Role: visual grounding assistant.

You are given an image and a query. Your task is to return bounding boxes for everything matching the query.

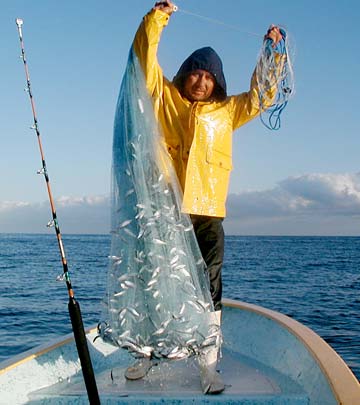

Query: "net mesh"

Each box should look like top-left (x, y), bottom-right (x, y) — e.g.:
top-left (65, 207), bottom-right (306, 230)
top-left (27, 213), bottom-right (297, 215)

top-left (99, 48), bottom-right (219, 360)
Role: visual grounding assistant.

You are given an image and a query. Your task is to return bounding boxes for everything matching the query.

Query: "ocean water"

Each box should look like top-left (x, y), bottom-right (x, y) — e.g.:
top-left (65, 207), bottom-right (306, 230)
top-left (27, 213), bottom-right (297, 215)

top-left (0, 233), bottom-right (359, 381)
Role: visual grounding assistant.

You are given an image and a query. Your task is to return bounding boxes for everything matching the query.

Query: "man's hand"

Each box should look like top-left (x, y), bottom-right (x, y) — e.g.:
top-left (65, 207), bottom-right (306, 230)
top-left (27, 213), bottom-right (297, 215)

top-left (153, 1), bottom-right (176, 15)
top-left (264, 25), bottom-right (283, 48)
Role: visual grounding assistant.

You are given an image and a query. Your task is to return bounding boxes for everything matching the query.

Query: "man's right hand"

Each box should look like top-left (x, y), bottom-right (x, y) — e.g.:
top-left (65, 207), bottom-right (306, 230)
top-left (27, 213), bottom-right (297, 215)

top-left (153, 1), bottom-right (176, 15)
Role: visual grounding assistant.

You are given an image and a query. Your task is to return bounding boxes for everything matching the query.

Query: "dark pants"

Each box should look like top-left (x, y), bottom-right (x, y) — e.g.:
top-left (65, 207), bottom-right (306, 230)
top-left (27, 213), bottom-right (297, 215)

top-left (190, 215), bottom-right (224, 311)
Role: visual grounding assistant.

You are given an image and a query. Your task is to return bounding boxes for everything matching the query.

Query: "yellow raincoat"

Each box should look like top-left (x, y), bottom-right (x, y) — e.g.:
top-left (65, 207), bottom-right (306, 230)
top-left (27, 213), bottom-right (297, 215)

top-left (133, 9), bottom-right (278, 218)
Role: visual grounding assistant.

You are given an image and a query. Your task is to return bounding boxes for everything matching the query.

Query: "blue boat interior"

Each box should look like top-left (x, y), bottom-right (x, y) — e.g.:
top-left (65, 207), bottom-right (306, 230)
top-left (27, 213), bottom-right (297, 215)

top-left (22, 305), bottom-right (338, 404)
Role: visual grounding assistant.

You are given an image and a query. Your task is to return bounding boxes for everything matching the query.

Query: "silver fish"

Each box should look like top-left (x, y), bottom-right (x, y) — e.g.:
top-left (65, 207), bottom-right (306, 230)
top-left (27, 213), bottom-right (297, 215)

top-left (178, 249), bottom-right (187, 257)
top-left (179, 303), bottom-right (186, 315)
top-left (153, 327), bottom-right (165, 336)
top-left (119, 219), bottom-right (132, 228)
top-left (121, 341), bottom-right (140, 353)
top-left (138, 346), bottom-right (152, 356)
top-left (170, 255), bottom-right (179, 265)
top-left (124, 280), bottom-right (136, 288)
top-left (187, 300), bottom-right (202, 312)
top-left (135, 211), bottom-right (145, 220)
top-left (137, 98), bottom-right (144, 113)
top-left (153, 238), bottom-right (166, 245)
top-left (151, 267), bottom-right (161, 278)
top-left (179, 268), bottom-right (191, 278)
top-left (109, 255), bottom-right (122, 261)
top-left (125, 188), bottom-right (135, 197)
top-left (123, 228), bottom-right (137, 238)
top-left (114, 290), bottom-right (126, 297)
top-left (127, 307), bottom-right (140, 318)
top-left (147, 279), bottom-right (158, 287)
top-left (167, 349), bottom-right (188, 360)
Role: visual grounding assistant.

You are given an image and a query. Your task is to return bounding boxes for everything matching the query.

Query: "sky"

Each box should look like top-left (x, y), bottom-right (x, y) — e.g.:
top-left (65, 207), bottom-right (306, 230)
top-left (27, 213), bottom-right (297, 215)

top-left (1, 0), bottom-right (359, 235)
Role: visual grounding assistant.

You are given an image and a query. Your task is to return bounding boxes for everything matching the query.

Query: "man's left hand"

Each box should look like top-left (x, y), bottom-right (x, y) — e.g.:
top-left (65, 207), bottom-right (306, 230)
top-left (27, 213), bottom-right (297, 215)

top-left (264, 25), bottom-right (283, 47)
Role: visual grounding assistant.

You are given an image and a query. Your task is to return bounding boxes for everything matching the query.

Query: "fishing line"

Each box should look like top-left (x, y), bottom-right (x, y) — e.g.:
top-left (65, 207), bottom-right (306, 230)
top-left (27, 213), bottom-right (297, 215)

top-left (15, 18), bottom-right (100, 405)
top-left (176, 7), bottom-right (262, 38)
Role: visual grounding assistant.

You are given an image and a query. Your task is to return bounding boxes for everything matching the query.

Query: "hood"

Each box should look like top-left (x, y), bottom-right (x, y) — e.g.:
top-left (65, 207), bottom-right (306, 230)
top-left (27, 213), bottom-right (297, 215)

top-left (173, 47), bottom-right (227, 101)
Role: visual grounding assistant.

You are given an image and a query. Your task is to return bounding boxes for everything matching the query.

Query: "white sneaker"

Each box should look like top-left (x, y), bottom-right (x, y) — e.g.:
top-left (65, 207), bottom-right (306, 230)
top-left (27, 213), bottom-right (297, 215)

top-left (203, 370), bottom-right (225, 394)
top-left (124, 357), bottom-right (152, 380)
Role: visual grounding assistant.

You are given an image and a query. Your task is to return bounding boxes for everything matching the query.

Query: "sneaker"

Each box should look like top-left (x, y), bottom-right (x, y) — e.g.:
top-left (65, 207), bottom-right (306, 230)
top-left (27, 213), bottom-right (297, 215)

top-left (204, 370), bottom-right (225, 394)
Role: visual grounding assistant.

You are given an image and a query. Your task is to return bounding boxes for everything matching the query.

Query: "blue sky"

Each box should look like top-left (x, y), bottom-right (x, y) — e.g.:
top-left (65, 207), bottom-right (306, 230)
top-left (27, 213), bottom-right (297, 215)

top-left (1, 0), bottom-right (359, 235)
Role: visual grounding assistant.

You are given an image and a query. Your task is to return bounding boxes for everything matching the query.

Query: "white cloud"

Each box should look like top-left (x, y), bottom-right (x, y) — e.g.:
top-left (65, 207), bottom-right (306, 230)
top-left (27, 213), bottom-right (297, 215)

top-left (56, 195), bottom-right (108, 207)
top-left (0, 201), bottom-right (31, 211)
top-left (225, 172), bottom-right (360, 235)
top-left (284, 173), bottom-right (360, 213)
top-left (1, 173), bottom-right (360, 235)
top-left (0, 195), bottom-right (110, 234)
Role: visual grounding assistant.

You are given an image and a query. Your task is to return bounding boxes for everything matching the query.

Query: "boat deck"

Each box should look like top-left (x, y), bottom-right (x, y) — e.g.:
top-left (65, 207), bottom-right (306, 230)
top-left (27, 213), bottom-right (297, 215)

top-left (28, 346), bottom-right (307, 404)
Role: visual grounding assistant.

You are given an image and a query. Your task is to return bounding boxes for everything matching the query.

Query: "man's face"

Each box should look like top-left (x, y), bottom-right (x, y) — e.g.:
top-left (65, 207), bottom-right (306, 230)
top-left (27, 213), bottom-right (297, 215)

top-left (183, 69), bottom-right (215, 102)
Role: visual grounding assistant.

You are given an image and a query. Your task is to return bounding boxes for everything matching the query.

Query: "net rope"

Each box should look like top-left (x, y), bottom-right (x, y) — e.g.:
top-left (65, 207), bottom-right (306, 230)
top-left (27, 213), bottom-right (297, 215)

top-left (256, 28), bottom-right (295, 130)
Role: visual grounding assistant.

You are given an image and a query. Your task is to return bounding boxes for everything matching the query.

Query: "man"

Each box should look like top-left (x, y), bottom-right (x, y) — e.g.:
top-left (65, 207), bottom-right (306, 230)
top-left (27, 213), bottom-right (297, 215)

top-left (127, 0), bottom-right (283, 393)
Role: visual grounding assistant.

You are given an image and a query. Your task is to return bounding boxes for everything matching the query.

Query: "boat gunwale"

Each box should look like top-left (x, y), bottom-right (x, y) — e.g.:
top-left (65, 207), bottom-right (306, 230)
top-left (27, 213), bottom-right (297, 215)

top-left (223, 298), bottom-right (360, 405)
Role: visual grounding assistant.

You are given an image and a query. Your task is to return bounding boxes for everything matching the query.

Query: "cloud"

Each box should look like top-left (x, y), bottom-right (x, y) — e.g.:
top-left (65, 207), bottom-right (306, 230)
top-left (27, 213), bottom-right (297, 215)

top-left (1, 173), bottom-right (360, 235)
top-left (0, 195), bottom-right (110, 234)
top-left (0, 201), bottom-right (31, 211)
top-left (225, 172), bottom-right (360, 235)
top-left (279, 173), bottom-right (360, 213)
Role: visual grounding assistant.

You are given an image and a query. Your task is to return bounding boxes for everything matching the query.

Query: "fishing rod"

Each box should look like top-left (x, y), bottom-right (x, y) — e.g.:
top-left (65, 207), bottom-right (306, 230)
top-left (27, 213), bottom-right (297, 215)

top-left (15, 18), bottom-right (100, 404)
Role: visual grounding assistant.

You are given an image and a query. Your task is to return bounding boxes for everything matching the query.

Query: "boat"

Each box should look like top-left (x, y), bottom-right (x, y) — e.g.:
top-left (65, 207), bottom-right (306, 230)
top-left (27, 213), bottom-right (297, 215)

top-left (0, 298), bottom-right (359, 404)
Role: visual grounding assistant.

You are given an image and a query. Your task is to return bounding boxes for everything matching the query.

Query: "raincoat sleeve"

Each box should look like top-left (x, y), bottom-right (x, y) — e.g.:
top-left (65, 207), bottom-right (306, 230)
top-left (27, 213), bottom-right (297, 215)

top-left (230, 54), bottom-right (284, 130)
top-left (133, 9), bottom-right (170, 99)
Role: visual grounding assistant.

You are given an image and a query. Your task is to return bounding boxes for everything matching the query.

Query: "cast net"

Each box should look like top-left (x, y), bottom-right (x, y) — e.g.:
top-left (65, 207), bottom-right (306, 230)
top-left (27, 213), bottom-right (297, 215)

top-left (99, 48), bottom-right (219, 360)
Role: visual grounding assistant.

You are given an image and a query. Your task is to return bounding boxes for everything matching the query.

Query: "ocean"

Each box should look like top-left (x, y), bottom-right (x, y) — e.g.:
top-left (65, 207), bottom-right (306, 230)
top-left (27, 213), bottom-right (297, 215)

top-left (0, 233), bottom-right (359, 381)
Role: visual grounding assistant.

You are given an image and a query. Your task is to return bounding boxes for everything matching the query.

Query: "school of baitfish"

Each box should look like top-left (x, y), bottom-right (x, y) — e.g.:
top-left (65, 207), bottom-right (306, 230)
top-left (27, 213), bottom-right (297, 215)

top-left (99, 49), bottom-right (220, 360)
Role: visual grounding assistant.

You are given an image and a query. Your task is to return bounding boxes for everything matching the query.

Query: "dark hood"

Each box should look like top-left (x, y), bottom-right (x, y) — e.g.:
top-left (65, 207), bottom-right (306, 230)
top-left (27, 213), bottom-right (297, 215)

top-left (173, 47), bottom-right (227, 101)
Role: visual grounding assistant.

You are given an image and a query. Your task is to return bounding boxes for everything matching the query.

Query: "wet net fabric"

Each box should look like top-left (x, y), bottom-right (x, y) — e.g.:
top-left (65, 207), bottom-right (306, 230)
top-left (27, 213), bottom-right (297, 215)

top-left (99, 49), bottom-right (219, 360)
